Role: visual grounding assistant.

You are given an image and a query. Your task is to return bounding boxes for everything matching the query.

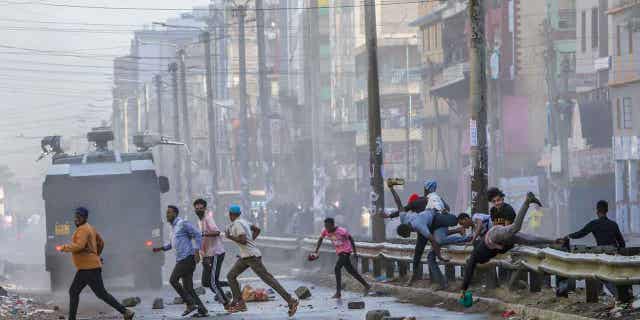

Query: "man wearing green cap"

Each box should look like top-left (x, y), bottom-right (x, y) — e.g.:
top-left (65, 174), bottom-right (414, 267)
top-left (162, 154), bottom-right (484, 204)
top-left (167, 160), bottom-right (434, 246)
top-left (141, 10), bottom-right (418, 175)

top-left (224, 205), bottom-right (299, 317)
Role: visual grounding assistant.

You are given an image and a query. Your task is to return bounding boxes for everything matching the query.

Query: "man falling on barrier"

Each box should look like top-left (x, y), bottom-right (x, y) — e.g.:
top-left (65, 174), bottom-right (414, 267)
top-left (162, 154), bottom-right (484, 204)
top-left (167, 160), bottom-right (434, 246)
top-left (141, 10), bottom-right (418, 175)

top-left (385, 179), bottom-right (462, 286)
top-left (312, 217), bottom-right (371, 298)
top-left (59, 207), bottom-right (135, 320)
top-left (460, 192), bottom-right (563, 297)
top-left (193, 198), bottom-right (230, 310)
top-left (224, 205), bottom-right (299, 316)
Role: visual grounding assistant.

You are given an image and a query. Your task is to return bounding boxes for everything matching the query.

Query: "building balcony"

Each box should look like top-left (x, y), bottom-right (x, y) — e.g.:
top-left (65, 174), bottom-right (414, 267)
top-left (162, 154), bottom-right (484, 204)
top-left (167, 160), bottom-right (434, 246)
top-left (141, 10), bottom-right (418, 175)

top-left (609, 55), bottom-right (640, 87)
top-left (430, 61), bottom-right (469, 99)
top-left (355, 128), bottom-right (423, 147)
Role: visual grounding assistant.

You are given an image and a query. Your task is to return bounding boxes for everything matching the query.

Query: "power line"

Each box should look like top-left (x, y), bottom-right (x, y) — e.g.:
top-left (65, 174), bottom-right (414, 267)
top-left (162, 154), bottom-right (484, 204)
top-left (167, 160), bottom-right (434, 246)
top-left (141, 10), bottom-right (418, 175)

top-left (0, 0), bottom-right (431, 12)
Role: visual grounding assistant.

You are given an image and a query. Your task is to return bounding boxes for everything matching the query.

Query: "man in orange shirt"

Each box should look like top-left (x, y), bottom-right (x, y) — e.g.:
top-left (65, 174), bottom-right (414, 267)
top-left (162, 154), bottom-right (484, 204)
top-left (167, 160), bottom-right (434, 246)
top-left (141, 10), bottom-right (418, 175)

top-left (59, 207), bottom-right (135, 320)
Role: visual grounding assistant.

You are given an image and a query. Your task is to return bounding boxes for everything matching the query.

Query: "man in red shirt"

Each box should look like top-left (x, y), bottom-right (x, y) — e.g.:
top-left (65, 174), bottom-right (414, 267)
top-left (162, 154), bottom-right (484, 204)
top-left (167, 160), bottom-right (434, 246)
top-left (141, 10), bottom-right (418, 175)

top-left (313, 218), bottom-right (370, 298)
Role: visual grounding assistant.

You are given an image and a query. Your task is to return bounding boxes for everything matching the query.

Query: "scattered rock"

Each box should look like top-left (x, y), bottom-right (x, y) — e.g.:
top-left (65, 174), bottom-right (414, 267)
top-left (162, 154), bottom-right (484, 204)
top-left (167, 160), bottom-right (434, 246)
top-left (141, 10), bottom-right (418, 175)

top-left (0, 286), bottom-right (7, 297)
top-left (347, 301), bottom-right (365, 309)
top-left (295, 286), bottom-right (312, 300)
top-left (152, 298), bottom-right (164, 309)
top-left (121, 297), bottom-right (141, 307)
top-left (365, 309), bottom-right (390, 320)
top-left (195, 287), bottom-right (206, 295)
top-left (52, 305), bottom-right (60, 311)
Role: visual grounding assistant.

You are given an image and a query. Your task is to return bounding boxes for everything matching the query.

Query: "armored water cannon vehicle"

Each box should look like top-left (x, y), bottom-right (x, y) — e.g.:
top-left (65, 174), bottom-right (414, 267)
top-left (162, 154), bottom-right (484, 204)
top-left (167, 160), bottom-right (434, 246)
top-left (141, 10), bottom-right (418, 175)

top-left (42, 127), bottom-right (175, 291)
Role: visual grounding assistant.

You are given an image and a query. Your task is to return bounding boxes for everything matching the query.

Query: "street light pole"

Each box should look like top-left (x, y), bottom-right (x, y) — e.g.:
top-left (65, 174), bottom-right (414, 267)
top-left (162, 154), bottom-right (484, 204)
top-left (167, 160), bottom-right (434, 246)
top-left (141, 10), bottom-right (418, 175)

top-left (202, 30), bottom-right (219, 209)
top-left (169, 62), bottom-right (183, 205)
top-left (235, 5), bottom-right (252, 216)
top-left (178, 49), bottom-right (194, 205)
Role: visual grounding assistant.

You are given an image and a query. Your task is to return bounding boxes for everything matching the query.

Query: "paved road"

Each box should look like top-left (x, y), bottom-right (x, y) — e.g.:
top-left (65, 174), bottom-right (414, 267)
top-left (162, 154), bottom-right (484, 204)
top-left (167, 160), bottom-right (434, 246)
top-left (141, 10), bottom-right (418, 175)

top-left (61, 277), bottom-right (487, 320)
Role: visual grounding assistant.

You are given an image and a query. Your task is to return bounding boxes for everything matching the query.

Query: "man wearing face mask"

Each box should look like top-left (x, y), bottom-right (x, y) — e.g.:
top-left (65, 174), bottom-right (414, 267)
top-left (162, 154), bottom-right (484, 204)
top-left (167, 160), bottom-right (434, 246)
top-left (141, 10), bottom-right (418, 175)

top-left (193, 198), bottom-right (230, 310)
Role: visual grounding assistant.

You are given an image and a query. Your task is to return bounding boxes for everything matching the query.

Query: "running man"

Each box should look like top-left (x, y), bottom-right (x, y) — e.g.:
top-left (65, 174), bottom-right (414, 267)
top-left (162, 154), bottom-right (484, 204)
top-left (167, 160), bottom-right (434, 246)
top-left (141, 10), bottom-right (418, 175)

top-left (193, 199), bottom-right (230, 310)
top-left (313, 218), bottom-right (371, 298)
top-left (224, 205), bottom-right (299, 316)
top-left (152, 205), bottom-right (208, 317)
top-left (59, 207), bottom-right (135, 320)
top-left (460, 192), bottom-right (562, 295)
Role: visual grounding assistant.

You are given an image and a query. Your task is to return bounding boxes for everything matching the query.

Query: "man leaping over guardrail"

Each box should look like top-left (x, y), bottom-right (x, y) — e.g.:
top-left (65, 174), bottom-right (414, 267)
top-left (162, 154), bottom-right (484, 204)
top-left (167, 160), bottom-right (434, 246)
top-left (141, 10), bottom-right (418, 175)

top-left (460, 192), bottom-right (564, 298)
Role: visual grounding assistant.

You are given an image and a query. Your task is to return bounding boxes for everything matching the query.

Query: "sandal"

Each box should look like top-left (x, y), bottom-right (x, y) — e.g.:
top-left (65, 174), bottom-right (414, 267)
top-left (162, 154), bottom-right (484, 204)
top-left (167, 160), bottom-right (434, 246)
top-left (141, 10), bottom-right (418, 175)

top-left (288, 299), bottom-right (299, 317)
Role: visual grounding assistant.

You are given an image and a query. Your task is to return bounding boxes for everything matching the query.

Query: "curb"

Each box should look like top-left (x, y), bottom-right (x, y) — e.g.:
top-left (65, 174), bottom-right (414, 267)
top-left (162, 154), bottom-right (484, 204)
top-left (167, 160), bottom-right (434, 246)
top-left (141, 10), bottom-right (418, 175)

top-left (370, 282), bottom-right (596, 320)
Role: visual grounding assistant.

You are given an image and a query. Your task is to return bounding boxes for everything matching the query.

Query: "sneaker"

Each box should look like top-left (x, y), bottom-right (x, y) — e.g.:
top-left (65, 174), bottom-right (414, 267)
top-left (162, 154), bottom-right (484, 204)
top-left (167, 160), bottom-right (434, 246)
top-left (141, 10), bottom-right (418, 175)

top-left (192, 311), bottom-right (208, 318)
top-left (288, 299), bottom-right (299, 317)
top-left (182, 305), bottom-right (198, 317)
top-left (228, 302), bottom-right (247, 313)
top-left (123, 309), bottom-right (135, 320)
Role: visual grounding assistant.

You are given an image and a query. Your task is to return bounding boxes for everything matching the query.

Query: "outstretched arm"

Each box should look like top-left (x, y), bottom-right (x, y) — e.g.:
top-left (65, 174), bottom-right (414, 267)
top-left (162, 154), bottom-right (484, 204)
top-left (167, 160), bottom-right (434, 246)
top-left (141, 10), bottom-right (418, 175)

top-left (314, 237), bottom-right (324, 254)
top-left (567, 221), bottom-right (593, 240)
top-left (388, 183), bottom-right (405, 213)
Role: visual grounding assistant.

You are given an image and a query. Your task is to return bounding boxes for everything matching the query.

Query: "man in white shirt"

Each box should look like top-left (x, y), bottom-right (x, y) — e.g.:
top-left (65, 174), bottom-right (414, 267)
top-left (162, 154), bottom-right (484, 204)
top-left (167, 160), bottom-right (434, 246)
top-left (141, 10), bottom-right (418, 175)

top-left (224, 205), bottom-right (299, 317)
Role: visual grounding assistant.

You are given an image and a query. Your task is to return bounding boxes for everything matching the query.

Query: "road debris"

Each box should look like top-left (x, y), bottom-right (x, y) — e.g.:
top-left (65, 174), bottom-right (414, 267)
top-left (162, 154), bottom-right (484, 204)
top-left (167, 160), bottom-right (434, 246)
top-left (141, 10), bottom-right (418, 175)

top-left (152, 298), bottom-right (164, 309)
top-left (365, 309), bottom-right (390, 320)
top-left (347, 300), bottom-right (365, 309)
top-left (120, 297), bottom-right (141, 307)
top-left (295, 286), bottom-right (312, 300)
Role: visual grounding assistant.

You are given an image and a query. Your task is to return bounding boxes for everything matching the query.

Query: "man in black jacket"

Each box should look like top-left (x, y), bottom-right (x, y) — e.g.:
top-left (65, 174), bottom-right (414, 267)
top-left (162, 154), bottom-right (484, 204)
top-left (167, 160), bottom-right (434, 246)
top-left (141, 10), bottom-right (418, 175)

top-left (561, 200), bottom-right (628, 299)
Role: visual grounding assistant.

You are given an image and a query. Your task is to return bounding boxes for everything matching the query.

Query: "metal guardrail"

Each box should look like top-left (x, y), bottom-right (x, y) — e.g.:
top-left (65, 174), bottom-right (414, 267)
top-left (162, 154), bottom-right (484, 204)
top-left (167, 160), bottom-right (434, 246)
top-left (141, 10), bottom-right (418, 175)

top-left (259, 236), bottom-right (640, 287)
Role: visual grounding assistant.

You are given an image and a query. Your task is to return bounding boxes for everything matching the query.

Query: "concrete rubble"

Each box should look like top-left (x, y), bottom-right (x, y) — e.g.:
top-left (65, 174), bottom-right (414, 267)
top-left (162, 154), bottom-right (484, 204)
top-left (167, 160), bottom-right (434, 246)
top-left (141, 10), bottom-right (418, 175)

top-left (295, 286), bottom-right (312, 300)
top-left (364, 309), bottom-right (390, 320)
top-left (347, 300), bottom-right (365, 309)
top-left (120, 296), bottom-right (141, 307)
top-left (152, 298), bottom-right (164, 309)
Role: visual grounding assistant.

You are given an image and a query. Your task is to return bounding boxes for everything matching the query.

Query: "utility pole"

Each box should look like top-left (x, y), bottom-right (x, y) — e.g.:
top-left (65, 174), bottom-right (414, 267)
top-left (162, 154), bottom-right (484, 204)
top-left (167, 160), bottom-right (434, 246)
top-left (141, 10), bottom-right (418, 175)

top-left (364, 0), bottom-right (385, 242)
top-left (122, 98), bottom-right (129, 152)
top-left (143, 84), bottom-right (150, 132)
top-left (468, 0), bottom-right (489, 214)
top-left (202, 29), bottom-right (219, 209)
top-left (178, 49), bottom-right (194, 205)
top-left (235, 5), bottom-right (251, 216)
top-left (136, 95), bottom-right (142, 133)
top-left (169, 62), bottom-right (183, 206)
top-left (154, 74), bottom-right (164, 172)
top-left (256, 0), bottom-right (274, 216)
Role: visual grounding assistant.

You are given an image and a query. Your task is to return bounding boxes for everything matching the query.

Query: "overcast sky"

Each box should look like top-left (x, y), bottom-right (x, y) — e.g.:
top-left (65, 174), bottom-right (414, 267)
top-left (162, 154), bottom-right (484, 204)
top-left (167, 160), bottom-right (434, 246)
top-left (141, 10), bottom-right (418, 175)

top-left (0, 0), bottom-right (209, 187)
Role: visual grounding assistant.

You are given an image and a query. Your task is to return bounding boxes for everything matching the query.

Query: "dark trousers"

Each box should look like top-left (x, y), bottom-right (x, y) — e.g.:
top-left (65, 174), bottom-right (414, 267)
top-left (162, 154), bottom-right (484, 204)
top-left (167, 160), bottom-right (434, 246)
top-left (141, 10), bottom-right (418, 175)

top-left (461, 240), bottom-right (505, 291)
top-left (411, 212), bottom-right (459, 280)
top-left (227, 256), bottom-right (293, 304)
top-left (68, 268), bottom-right (126, 320)
top-left (202, 254), bottom-right (229, 305)
top-left (169, 255), bottom-right (207, 312)
top-left (412, 233), bottom-right (428, 279)
top-left (335, 253), bottom-right (368, 294)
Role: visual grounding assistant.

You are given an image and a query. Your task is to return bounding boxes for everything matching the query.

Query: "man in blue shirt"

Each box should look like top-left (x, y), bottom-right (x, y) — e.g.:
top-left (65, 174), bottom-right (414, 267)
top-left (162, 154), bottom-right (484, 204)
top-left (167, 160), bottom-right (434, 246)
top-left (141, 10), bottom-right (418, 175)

top-left (153, 205), bottom-right (207, 317)
top-left (397, 209), bottom-right (468, 290)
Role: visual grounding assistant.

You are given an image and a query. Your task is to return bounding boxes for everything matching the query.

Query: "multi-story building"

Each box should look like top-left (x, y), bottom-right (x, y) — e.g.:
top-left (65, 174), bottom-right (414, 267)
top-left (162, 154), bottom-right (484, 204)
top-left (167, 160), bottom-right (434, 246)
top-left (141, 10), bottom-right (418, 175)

top-left (610, 0), bottom-right (640, 234)
top-left (327, 1), bottom-right (421, 210)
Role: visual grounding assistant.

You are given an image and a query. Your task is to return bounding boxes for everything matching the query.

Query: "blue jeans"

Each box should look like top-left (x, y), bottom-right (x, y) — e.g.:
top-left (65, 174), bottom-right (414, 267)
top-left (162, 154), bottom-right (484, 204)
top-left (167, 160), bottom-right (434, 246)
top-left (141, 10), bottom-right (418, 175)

top-left (427, 227), bottom-right (470, 288)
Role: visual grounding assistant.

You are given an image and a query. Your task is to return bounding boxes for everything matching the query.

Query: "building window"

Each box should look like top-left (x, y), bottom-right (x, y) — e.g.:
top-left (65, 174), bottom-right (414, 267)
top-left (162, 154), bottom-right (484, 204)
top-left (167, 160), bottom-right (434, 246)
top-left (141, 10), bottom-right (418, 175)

top-left (617, 25), bottom-right (621, 56)
top-left (581, 10), bottom-right (586, 52)
top-left (623, 97), bottom-right (633, 129)
top-left (591, 7), bottom-right (598, 48)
